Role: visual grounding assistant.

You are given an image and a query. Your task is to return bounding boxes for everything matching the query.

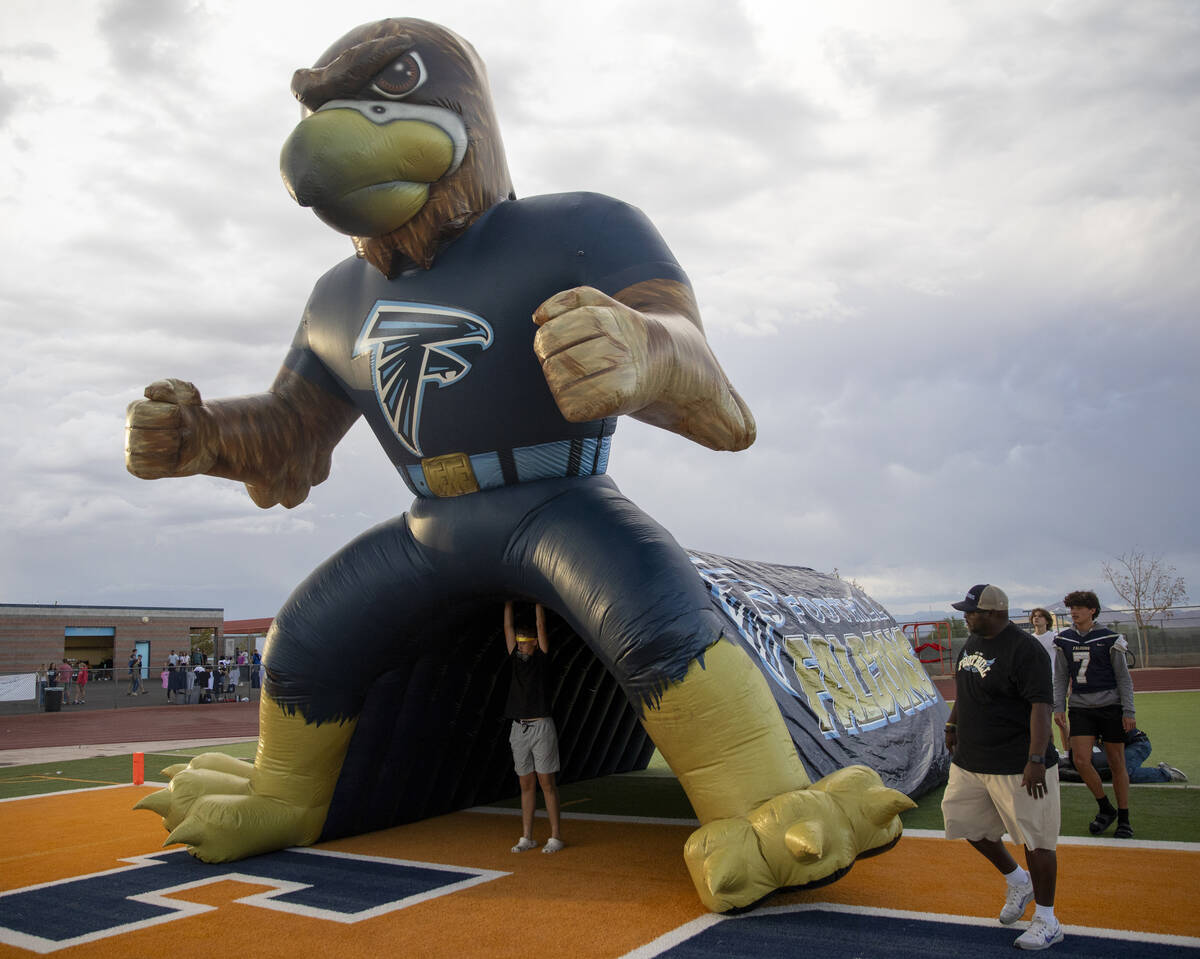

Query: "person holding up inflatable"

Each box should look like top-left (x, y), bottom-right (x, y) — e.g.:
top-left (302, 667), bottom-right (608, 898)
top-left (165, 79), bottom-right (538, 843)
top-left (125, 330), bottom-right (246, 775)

top-left (504, 601), bottom-right (564, 855)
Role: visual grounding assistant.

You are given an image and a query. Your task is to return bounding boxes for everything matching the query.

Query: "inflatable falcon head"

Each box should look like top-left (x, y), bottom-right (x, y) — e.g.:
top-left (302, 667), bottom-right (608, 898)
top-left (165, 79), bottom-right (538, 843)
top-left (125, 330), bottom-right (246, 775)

top-left (282, 18), bottom-right (515, 277)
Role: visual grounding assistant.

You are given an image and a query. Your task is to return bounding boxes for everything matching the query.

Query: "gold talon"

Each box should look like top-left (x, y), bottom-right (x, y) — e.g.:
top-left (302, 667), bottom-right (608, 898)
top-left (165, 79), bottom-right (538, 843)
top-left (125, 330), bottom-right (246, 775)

top-left (170, 769), bottom-right (254, 801)
top-left (165, 821), bottom-right (203, 849)
top-left (703, 852), bottom-right (747, 895)
top-left (785, 821), bottom-right (825, 860)
top-left (190, 753), bottom-right (255, 775)
top-left (133, 790), bottom-right (172, 815)
top-left (864, 785), bottom-right (917, 825)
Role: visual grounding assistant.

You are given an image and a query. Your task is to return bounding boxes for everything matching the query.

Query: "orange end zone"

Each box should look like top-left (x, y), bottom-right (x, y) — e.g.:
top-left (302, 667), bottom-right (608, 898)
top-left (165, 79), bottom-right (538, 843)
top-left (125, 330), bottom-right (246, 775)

top-left (1, 787), bottom-right (1197, 958)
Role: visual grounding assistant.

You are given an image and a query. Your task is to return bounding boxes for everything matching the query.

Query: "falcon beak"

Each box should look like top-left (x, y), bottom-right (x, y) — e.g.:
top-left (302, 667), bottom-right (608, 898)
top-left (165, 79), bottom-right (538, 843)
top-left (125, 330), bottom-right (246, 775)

top-left (280, 101), bottom-right (468, 237)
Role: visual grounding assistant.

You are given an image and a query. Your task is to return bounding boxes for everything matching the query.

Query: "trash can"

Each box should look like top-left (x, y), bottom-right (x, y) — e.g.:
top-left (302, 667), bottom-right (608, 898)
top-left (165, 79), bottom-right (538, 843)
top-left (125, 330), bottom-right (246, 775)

top-left (44, 686), bottom-right (64, 712)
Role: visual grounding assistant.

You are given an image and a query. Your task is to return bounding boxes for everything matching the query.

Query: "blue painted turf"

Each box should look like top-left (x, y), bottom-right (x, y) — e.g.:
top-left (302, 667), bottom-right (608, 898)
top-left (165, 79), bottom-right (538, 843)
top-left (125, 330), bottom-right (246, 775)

top-left (0, 848), bottom-right (484, 943)
top-left (652, 908), bottom-right (1199, 958)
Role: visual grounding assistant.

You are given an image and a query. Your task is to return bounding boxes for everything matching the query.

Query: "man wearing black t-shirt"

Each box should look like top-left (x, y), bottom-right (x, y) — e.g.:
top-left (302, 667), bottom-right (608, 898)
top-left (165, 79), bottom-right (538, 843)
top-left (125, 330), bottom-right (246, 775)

top-left (942, 584), bottom-right (1063, 951)
top-left (504, 601), bottom-right (564, 854)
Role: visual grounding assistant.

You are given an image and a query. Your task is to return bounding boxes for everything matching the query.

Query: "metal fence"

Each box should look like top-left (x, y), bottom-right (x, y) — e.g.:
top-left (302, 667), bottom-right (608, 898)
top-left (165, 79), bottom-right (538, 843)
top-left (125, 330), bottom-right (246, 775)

top-left (1097, 605), bottom-right (1200, 669)
top-left (905, 605), bottom-right (1200, 675)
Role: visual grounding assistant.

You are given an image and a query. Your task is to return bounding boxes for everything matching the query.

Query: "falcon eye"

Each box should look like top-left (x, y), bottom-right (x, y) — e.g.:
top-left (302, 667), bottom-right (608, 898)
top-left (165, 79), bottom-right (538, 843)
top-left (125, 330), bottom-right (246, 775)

top-left (369, 51), bottom-right (427, 99)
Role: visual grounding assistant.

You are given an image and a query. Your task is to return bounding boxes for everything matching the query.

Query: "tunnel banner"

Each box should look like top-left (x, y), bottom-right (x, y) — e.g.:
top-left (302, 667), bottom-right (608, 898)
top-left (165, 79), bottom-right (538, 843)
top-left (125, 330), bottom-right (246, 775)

top-left (690, 551), bottom-right (951, 797)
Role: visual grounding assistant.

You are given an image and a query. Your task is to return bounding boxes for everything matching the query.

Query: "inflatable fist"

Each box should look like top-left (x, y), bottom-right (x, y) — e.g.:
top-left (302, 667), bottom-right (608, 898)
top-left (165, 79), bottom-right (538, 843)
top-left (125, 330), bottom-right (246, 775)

top-left (125, 378), bottom-right (218, 479)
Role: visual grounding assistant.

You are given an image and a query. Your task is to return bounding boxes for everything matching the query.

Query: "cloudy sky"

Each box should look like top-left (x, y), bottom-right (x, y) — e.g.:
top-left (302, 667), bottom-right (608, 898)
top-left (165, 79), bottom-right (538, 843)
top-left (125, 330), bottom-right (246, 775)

top-left (2, 0), bottom-right (1196, 622)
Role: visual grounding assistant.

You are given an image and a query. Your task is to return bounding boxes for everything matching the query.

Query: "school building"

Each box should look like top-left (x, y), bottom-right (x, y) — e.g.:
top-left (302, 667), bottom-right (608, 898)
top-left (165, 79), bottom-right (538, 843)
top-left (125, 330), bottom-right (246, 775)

top-left (0, 603), bottom-right (227, 680)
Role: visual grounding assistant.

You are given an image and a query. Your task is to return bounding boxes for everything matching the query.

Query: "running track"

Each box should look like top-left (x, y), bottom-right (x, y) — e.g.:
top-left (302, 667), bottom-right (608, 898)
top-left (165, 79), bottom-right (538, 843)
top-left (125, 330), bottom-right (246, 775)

top-left (4, 667), bottom-right (1197, 751)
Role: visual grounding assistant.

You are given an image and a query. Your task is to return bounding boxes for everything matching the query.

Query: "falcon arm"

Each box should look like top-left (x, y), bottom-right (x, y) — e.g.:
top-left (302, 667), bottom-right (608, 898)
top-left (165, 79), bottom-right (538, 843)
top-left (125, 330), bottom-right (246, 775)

top-left (533, 278), bottom-right (756, 452)
top-left (125, 367), bottom-right (360, 509)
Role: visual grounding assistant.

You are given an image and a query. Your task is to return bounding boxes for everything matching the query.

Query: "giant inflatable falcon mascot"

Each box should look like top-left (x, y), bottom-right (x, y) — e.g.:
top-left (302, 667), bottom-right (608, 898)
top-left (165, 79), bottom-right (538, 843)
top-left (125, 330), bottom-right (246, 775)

top-left (126, 18), bottom-right (915, 913)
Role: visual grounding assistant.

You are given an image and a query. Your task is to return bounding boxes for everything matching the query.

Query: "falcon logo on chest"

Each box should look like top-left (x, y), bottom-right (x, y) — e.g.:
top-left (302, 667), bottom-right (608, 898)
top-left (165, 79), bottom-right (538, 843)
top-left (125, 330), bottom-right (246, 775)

top-left (354, 301), bottom-right (493, 456)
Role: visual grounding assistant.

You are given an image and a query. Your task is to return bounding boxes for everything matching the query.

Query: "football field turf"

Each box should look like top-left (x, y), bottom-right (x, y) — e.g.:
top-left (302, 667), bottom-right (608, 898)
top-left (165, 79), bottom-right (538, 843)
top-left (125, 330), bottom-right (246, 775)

top-left (2, 690), bottom-right (1198, 956)
top-left (2, 781), bottom-right (1198, 957)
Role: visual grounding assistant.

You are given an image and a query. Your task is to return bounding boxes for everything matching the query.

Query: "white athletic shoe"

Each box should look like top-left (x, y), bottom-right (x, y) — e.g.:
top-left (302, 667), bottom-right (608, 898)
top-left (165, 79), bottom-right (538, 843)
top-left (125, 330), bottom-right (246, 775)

top-left (1014, 916), bottom-right (1064, 950)
top-left (511, 836), bottom-right (538, 853)
top-left (542, 837), bottom-right (565, 854)
top-left (999, 877), bottom-right (1035, 925)
top-left (1159, 762), bottom-right (1188, 782)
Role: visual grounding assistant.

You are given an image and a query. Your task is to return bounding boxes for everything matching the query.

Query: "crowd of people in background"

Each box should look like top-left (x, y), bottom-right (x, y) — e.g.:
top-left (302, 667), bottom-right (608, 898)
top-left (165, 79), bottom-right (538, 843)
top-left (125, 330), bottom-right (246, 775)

top-left (36, 647), bottom-right (262, 707)
top-left (37, 659), bottom-right (90, 705)
top-left (161, 648), bottom-right (260, 704)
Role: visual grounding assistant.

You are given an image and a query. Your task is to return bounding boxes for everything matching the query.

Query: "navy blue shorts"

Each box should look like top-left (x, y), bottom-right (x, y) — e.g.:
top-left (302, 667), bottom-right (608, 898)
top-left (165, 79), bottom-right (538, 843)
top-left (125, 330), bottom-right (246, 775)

top-left (264, 475), bottom-right (724, 722)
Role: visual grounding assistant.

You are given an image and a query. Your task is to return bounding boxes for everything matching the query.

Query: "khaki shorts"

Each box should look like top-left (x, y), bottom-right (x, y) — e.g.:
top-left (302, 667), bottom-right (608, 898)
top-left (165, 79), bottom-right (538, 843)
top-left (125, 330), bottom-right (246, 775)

top-left (509, 718), bottom-right (560, 776)
top-left (941, 763), bottom-right (1060, 850)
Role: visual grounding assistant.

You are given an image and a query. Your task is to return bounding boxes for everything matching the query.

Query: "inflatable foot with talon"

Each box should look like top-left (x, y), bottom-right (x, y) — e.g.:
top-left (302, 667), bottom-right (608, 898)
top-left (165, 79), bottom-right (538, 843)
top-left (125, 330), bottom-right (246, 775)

top-left (682, 767), bottom-right (915, 912)
top-left (641, 639), bottom-right (916, 912)
top-left (134, 694), bottom-right (356, 862)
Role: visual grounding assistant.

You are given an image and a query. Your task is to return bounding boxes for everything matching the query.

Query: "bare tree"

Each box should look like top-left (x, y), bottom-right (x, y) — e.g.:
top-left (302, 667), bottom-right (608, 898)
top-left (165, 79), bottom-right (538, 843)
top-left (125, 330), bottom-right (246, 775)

top-left (1100, 549), bottom-right (1189, 668)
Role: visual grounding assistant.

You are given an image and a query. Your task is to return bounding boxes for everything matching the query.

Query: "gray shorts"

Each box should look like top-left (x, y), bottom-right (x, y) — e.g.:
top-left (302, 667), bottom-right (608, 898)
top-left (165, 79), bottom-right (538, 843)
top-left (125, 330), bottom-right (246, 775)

top-left (509, 718), bottom-right (560, 776)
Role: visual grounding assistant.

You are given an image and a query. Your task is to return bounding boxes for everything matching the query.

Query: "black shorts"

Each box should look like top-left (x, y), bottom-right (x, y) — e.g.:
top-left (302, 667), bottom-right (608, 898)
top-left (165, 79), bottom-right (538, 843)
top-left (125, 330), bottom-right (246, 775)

top-left (1069, 703), bottom-right (1125, 742)
top-left (266, 475), bottom-right (724, 722)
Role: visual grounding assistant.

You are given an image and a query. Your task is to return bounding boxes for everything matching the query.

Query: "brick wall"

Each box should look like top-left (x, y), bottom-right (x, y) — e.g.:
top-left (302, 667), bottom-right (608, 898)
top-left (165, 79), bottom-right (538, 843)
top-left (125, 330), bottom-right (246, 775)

top-left (0, 605), bottom-right (224, 675)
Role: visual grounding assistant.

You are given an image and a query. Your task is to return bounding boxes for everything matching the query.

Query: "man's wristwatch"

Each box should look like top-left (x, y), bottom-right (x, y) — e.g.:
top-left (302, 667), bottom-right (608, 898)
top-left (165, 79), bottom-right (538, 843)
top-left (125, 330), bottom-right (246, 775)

top-left (1028, 754), bottom-right (1045, 765)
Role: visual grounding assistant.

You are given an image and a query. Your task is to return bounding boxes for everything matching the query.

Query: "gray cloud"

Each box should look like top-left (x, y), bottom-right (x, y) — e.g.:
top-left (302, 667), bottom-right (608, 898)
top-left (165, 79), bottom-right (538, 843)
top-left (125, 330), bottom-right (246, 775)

top-left (0, 42), bottom-right (56, 58)
top-left (1, 0), bottom-right (1196, 621)
top-left (0, 72), bottom-right (16, 129)
top-left (97, 0), bottom-right (207, 80)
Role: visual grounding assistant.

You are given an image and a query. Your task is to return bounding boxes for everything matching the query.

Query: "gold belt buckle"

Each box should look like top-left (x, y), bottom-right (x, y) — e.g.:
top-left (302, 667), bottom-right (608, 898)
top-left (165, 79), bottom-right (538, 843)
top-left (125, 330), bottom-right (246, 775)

top-left (421, 452), bottom-right (480, 497)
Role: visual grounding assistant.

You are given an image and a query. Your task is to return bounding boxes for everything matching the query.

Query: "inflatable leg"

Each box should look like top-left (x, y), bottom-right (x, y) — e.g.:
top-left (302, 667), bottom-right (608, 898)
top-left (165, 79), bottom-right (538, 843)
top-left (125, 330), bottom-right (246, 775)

top-left (134, 692), bottom-right (356, 862)
top-left (640, 639), bottom-right (915, 912)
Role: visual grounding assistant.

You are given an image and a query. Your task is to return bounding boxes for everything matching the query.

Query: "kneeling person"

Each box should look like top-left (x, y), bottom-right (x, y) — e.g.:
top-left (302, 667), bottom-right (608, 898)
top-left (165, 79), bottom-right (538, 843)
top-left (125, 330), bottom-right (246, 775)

top-left (505, 601), bottom-right (564, 854)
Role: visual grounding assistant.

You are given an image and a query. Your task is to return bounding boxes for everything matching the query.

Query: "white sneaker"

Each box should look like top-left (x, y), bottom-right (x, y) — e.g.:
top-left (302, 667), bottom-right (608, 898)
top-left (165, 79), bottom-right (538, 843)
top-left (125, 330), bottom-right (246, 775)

top-left (1000, 877), bottom-right (1035, 924)
top-left (1159, 762), bottom-right (1188, 782)
top-left (542, 837), bottom-right (565, 854)
top-left (1014, 916), bottom-right (1064, 950)
top-left (511, 836), bottom-right (538, 853)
